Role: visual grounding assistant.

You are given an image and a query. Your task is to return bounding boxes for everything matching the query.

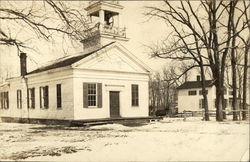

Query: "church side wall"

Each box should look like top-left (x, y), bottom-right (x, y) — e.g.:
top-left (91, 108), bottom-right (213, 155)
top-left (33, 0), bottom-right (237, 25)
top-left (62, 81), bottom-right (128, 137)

top-left (0, 67), bottom-right (74, 120)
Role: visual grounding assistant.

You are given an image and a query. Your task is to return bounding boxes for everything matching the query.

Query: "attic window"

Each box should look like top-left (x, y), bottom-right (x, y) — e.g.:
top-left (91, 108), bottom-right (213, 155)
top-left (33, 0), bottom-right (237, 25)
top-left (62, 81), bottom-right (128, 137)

top-left (199, 90), bottom-right (208, 95)
top-left (188, 90), bottom-right (196, 96)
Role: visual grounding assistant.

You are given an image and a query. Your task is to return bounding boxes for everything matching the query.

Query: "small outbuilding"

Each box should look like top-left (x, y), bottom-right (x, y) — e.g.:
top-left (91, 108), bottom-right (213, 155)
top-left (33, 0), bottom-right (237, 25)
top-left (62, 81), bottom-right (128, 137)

top-left (177, 76), bottom-right (233, 113)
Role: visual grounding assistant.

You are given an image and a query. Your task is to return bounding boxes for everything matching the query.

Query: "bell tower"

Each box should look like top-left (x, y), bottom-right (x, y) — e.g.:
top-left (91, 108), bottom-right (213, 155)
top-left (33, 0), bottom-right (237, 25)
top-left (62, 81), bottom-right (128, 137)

top-left (81, 1), bottom-right (129, 52)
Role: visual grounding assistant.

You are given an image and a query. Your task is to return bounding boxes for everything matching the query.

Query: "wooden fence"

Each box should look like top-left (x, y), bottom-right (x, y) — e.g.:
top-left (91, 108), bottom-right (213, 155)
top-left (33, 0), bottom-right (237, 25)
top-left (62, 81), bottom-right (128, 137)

top-left (179, 109), bottom-right (249, 120)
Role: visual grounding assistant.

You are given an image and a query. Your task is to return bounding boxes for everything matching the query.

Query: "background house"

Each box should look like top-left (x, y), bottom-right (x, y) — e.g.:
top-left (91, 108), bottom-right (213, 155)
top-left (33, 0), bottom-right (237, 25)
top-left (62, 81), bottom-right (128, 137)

top-left (177, 76), bottom-right (233, 112)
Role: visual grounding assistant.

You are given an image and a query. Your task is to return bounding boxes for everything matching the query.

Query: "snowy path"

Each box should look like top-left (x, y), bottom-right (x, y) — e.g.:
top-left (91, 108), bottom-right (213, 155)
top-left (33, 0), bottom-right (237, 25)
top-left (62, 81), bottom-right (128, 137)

top-left (0, 117), bottom-right (249, 161)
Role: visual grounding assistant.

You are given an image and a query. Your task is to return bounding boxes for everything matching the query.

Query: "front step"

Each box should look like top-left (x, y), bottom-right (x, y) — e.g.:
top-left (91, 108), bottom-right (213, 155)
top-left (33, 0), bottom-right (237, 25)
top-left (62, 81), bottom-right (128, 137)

top-left (1, 116), bottom-right (163, 126)
top-left (72, 121), bottom-right (112, 127)
top-left (70, 116), bottom-right (163, 127)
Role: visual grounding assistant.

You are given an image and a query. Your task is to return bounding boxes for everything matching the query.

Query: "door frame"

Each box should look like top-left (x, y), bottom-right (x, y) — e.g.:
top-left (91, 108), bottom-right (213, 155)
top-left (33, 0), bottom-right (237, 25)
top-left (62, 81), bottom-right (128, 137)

top-left (109, 91), bottom-right (120, 118)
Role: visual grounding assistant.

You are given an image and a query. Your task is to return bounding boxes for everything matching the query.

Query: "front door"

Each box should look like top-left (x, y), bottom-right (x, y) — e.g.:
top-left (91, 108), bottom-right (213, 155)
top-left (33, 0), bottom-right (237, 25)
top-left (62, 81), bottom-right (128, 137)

top-left (109, 91), bottom-right (120, 118)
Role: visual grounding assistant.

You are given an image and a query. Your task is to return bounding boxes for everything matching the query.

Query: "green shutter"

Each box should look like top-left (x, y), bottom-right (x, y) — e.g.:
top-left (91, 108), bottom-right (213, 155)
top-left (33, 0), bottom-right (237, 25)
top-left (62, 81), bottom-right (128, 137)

top-left (97, 83), bottom-right (102, 108)
top-left (83, 83), bottom-right (88, 108)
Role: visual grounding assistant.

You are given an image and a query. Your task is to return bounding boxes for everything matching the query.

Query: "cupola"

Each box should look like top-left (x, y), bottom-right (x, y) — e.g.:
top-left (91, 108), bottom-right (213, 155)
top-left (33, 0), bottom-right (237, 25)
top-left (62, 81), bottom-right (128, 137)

top-left (81, 1), bottom-right (129, 52)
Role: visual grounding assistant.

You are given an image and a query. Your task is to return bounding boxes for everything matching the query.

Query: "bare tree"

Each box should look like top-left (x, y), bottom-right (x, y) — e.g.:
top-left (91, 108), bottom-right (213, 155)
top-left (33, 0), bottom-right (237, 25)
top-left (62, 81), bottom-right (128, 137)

top-left (145, 0), bottom-right (250, 121)
top-left (149, 65), bottom-right (180, 116)
top-left (237, 0), bottom-right (250, 120)
top-left (0, 1), bottom-right (90, 54)
top-left (242, 38), bottom-right (249, 120)
top-left (229, 0), bottom-right (239, 120)
top-left (236, 52), bottom-right (245, 119)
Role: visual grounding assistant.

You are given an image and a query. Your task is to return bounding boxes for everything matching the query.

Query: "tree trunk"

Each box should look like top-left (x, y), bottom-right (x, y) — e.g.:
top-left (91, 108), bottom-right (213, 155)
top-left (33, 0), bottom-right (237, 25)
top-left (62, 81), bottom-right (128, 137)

top-left (210, 0), bottom-right (223, 121)
top-left (220, 68), bottom-right (227, 120)
top-left (231, 44), bottom-right (238, 121)
top-left (215, 79), bottom-right (224, 121)
top-left (221, 92), bottom-right (227, 119)
top-left (231, 6), bottom-right (238, 120)
top-left (238, 72), bottom-right (242, 120)
top-left (242, 44), bottom-right (249, 120)
top-left (200, 64), bottom-right (209, 121)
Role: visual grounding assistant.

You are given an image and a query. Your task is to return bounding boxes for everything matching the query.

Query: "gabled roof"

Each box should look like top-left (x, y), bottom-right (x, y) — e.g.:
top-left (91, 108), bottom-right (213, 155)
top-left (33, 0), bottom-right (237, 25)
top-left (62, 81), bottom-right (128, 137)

top-left (177, 80), bottom-right (214, 90)
top-left (71, 41), bottom-right (152, 72)
top-left (28, 42), bottom-right (115, 75)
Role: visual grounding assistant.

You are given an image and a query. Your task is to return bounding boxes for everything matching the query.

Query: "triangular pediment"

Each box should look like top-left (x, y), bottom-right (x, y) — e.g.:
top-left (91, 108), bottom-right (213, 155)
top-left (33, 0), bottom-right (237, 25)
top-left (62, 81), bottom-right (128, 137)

top-left (72, 43), bottom-right (150, 73)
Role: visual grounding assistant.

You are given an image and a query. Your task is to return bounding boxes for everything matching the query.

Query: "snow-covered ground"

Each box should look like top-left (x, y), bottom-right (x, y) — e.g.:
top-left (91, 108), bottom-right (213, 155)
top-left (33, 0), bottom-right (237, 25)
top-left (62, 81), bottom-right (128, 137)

top-left (0, 117), bottom-right (249, 161)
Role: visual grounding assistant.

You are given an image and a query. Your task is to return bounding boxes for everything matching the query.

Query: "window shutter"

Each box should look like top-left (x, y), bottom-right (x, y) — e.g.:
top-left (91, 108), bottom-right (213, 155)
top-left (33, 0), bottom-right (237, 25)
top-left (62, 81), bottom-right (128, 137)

top-left (56, 84), bottom-right (62, 108)
top-left (0, 93), bottom-right (1, 109)
top-left (39, 87), bottom-right (42, 108)
top-left (20, 90), bottom-right (22, 109)
top-left (32, 88), bottom-right (35, 108)
top-left (97, 83), bottom-right (102, 108)
top-left (83, 83), bottom-right (88, 108)
top-left (27, 89), bottom-right (29, 108)
top-left (17, 90), bottom-right (19, 109)
top-left (1, 93), bottom-right (2, 108)
top-left (45, 86), bottom-right (49, 108)
top-left (6, 92), bottom-right (9, 109)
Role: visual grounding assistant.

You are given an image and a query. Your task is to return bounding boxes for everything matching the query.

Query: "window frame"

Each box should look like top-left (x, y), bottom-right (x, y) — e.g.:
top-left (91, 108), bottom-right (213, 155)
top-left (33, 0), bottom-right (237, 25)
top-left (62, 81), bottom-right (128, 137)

top-left (0, 91), bottom-right (9, 109)
top-left (3, 92), bottom-right (9, 109)
top-left (87, 83), bottom-right (98, 107)
top-left (199, 99), bottom-right (205, 109)
top-left (40, 86), bottom-right (49, 109)
top-left (224, 88), bottom-right (227, 95)
top-left (199, 90), bottom-right (208, 95)
top-left (223, 99), bottom-right (228, 108)
top-left (27, 88), bottom-right (35, 109)
top-left (17, 89), bottom-right (22, 109)
top-left (131, 84), bottom-right (139, 107)
top-left (188, 90), bottom-right (197, 96)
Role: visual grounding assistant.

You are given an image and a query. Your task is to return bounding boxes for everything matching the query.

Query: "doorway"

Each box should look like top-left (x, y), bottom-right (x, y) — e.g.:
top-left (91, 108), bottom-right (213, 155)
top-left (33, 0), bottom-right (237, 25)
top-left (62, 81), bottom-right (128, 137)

top-left (109, 91), bottom-right (120, 117)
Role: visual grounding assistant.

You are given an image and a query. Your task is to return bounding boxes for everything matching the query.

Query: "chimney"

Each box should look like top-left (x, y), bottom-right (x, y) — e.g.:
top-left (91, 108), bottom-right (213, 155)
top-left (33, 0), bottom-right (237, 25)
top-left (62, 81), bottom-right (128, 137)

top-left (197, 75), bottom-right (201, 81)
top-left (20, 52), bottom-right (27, 76)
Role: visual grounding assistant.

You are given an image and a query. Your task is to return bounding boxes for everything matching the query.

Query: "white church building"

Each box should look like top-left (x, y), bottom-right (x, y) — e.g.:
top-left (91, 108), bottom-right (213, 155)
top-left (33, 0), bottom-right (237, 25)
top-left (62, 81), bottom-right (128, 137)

top-left (0, 1), bottom-right (151, 122)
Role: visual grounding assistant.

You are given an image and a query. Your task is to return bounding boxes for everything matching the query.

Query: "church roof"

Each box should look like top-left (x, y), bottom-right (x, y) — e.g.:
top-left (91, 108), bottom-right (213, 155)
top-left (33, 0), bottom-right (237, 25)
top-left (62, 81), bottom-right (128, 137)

top-left (28, 42), bottom-right (115, 75)
top-left (177, 80), bottom-right (214, 90)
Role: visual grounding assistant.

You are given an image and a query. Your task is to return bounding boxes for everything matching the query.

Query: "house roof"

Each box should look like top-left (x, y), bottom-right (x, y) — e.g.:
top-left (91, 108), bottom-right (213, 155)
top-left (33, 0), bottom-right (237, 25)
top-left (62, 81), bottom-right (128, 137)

top-left (177, 80), bottom-right (214, 90)
top-left (27, 42), bottom-right (115, 75)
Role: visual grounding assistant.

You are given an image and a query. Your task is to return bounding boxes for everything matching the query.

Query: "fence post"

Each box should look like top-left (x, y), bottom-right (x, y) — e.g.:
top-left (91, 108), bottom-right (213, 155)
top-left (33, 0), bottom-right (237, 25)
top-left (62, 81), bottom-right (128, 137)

top-left (239, 109), bottom-right (241, 121)
top-left (183, 110), bottom-right (186, 121)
